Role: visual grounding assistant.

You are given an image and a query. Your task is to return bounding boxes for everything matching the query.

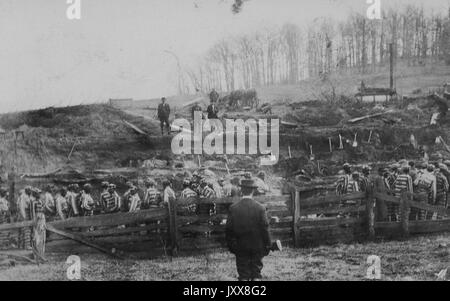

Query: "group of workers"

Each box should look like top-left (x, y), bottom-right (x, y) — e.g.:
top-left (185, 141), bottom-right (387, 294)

top-left (0, 169), bottom-right (270, 225)
top-left (336, 159), bottom-right (450, 221)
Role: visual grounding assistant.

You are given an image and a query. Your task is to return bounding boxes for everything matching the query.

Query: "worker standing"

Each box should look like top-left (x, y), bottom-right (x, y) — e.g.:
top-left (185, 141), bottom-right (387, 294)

top-left (80, 184), bottom-right (95, 217)
top-left (157, 97), bottom-right (171, 135)
top-left (55, 187), bottom-right (70, 220)
top-left (392, 166), bottom-right (414, 222)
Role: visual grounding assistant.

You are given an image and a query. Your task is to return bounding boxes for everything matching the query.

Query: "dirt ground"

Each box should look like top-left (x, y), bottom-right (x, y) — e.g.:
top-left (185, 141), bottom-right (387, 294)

top-left (0, 233), bottom-right (448, 281)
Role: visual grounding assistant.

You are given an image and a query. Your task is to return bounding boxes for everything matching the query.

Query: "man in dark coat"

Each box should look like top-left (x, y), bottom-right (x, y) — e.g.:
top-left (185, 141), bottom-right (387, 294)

top-left (225, 178), bottom-right (271, 281)
top-left (207, 100), bottom-right (219, 119)
top-left (157, 97), bottom-right (171, 135)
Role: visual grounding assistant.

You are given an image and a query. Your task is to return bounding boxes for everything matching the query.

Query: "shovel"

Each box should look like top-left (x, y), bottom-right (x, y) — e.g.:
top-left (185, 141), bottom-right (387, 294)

top-left (338, 134), bottom-right (344, 150)
top-left (352, 133), bottom-right (358, 148)
top-left (367, 130), bottom-right (373, 143)
top-left (309, 145), bottom-right (315, 161)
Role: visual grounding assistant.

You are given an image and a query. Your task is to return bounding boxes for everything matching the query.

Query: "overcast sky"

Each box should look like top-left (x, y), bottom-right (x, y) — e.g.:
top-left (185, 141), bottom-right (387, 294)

top-left (0, 0), bottom-right (449, 113)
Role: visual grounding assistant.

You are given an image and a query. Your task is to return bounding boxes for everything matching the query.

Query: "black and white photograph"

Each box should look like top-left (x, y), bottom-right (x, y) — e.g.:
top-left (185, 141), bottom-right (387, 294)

top-left (0, 0), bottom-right (449, 284)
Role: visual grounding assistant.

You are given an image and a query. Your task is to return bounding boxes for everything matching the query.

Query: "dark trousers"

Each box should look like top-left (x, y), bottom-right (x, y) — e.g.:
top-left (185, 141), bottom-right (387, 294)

top-left (235, 254), bottom-right (264, 281)
top-left (159, 117), bottom-right (170, 134)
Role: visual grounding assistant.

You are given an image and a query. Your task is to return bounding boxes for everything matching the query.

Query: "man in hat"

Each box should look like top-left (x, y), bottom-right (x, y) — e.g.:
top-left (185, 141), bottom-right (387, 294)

top-left (157, 97), bottom-right (171, 135)
top-left (207, 95), bottom-right (219, 119)
top-left (226, 178), bottom-right (280, 281)
top-left (99, 181), bottom-right (110, 209)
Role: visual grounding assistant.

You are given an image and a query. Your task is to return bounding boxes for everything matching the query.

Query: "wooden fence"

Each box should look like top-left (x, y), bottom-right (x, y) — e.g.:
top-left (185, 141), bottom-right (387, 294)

top-left (0, 187), bottom-right (449, 259)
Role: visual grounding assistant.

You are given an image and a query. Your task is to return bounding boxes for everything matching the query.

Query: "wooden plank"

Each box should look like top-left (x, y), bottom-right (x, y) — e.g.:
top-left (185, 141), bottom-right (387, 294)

top-left (293, 191), bottom-right (301, 248)
top-left (301, 204), bottom-right (365, 216)
top-left (374, 192), bottom-right (449, 216)
top-left (49, 208), bottom-right (167, 229)
top-left (298, 217), bottom-right (362, 228)
top-left (375, 219), bottom-right (450, 235)
top-left (0, 220), bottom-right (34, 231)
top-left (46, 224), bottom-right (124, 259)
top-left (301, 192), bottom-right (366, 208)
top-left (178, 195), bottom-right (291, 206)
top-left (47, 224), bottom-right (166, 239)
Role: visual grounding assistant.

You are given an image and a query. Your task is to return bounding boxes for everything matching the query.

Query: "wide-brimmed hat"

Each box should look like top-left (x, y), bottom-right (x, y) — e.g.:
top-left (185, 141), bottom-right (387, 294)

top-left (239, 179), bottom-right (258, 189)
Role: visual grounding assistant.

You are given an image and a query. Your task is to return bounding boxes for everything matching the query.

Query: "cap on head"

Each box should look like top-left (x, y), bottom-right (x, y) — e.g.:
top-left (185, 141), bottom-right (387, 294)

top-left (427, 164), bottom-right (435, 172)
top-left (83, 183), bottom-right (92, 193)
top-left (101, 181), bottom-right (110, 189)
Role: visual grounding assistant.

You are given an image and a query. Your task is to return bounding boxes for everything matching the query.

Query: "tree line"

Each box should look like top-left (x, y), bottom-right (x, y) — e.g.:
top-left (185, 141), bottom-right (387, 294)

top-left (182, 4), bottom-right (450, 94)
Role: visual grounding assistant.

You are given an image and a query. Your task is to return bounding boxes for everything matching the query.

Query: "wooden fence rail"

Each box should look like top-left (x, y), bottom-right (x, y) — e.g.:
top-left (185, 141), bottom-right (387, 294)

top-left (0, 188), bottom-right (449, 258)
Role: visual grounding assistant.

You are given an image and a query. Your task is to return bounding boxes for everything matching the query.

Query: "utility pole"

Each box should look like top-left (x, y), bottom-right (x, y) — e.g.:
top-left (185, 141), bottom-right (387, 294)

top-left (389, 43), bottom-right (394, 90)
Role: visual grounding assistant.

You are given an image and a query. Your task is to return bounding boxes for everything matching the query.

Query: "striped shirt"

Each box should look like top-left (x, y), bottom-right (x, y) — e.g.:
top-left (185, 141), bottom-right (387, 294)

top-left (144, 188), bottom-right (160, 207)
top-left (200, 186), bottom-right (216, 199)
top-left (181, 187), bottom-right (197, 199)
top-left (128, 194), bottom-right (142, 212)
top-left (393, 174), bottom-right (413, 196)
top-left (101, 191), bottom-right (120, 213)
top-left (80, 192), bottom-right (95, 215)
top-left (435, 172), bottom-right (449, 197)
top-left (0, 197), bottom-right (9, 224)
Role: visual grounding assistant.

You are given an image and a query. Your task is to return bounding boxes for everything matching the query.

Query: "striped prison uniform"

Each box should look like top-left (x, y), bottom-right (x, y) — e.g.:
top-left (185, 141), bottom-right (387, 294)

top-left (335, 175), bottom-right (350, 196)
top-left (434, 172), bottom-right (448, 219)
top-left (128, 194), bottom-right (142, 213)
top-left (392, 174), bottom-right (413, 222)
top-left (413, 172), bottom-right (436, 220)
top-left (181, 188), bottom-right (198, 214)
top-left (101, 191), bottom-right (120, 213)
top-left (144, 188), bottom-right (160, 208)
top-left (80, 192), bottom-right (95, 216)
top-left (0, 197), bottom-right (9, 224)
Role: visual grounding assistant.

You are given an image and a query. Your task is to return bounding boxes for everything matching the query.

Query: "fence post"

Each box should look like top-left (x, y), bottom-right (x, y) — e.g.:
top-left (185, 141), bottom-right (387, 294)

top-left (167, 196), bottom-right (179, 256)
top-left (293, 190), bottom-right (301, 248)
top-left (366, 188), bottom-right (375, 241)
top-left (400, 192), bottom-right (410, 238)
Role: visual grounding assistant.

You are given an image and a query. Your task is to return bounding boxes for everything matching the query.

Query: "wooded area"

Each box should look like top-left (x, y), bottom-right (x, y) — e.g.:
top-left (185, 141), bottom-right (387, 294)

top-left (182, 4), bottom-right (450, 93)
